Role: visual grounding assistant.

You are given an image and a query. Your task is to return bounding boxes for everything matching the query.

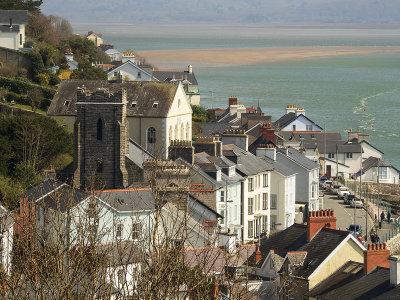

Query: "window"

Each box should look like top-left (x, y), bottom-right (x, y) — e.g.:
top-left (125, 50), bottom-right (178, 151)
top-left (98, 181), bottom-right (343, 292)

top-left (248, 220), bottom-right (254, 238)
top-left (186, 122), bottom-right (190, 140)
top-left (220, 191), bottom-right (225, 202)
top-left (147, 127), bottom-right (156, 143)
top-left (378, 167), bottom-right (388, 180)
top-left (328, 153), bottom-right (335, 159)
top-left (137, 71), bottom-right (141, 78)
top-left (271, 215), bottom-right (277, 230)
top-left (248, 178), bottom-right (254, 191)
top-left (263, 193), bottom-right (268, 210)
top-left (116, 224), bottom-right (122, 239)
top-left (20, 34), bottom-right (23, 45)
top-left (262, 216), bottom-right (268, 232)
top-left (292, 124), bottom-right (296, 131)
top-left (131, 102), bottom-right (137, 108)
top-left (64, 100), bottom-right (70, 107)
top-left (181, 123), bottom-right (185, 140)
top-left (263, 174), bottom-right (268, 187)
top-left (114, 71), bottom-right (118, 77)
top-left (255, 195), bottom-right (260, 211)
top-left (220, 210), bottom-right (225, 225)
top-left (346, 152), bottom-right (353, 159)
top-left (312, 184), bottom-right (316, 198)
top-left (248, 198), bottom-right (254, 215)
top-left (271, 194), bottom-right (277, 209)
top-left (97, 118), bottom-right (103, 141)
top-left (152, 102), bottom-right (158, 108)
top-left (96, 160), bottom-right (103, 174)
top-left (306, 124), bottom-right (312, 131)
top-left (132, 222), bottom-right (142, 240)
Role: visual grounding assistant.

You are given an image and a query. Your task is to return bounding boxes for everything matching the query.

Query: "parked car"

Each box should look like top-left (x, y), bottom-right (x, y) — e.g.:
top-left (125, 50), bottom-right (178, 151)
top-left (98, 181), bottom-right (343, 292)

top-left (332, 184), bottom-right (341, 194)
top-left (350, 199), bottom-right (364, 208)
top-left (319, 177), bottom-right (327, 188)
top-left (344, 194), bottom-right (356, 205)
top-left (337, 187), bottom-right (350, 199)
top-left (323, 180), bottom-right (333, 190)
top-left (348, 224), bottom-right (362, 237)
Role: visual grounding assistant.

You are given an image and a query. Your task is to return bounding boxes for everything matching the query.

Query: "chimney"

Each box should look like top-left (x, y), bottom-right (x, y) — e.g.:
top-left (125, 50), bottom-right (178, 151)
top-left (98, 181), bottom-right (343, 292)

top-left (219, 230), bottom-right (237, 254)
top-left (364, 243), bottom-right (390, 274)
top-left (255, 244), bottom-right (262, 263)
top-left (296, 107), bottom-right (305, 116)
top-left (168, 140), bottom-right (194, 165)
top-left (188, 65), bottom-right (193, 74)
top-left (193, 137), bottom-right (222, 157)
top-left (390, 255), bottom-right (400, 285)
top-left (259, 123), bottom-right (275, 144)
top-left (256, 144), bottom-right (276, 160)
top-left (220, 129), bottom-right (248, 151)
top-left (307, 210), bottom-right (336, 241)
top-left (286, 104), bottom-right (297, 115)
top-left (229, 96), bottom-right (238, 106)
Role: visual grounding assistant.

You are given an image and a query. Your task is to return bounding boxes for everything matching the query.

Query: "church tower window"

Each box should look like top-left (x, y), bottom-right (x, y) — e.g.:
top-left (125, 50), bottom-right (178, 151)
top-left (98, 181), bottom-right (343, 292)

top-left (97, 118), bottom-right (103, 141)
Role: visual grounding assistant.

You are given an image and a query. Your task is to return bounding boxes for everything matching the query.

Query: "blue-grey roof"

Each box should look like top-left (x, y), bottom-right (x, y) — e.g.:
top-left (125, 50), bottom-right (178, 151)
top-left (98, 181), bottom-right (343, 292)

top-left (97, 188), bottom-right (155, 212)
top-left (261, 156), bottom-right (297, 177)
top-left (278, 147), bottom-right (319, 170)
top-left (222, 144), bottom-right (273, 176)
top-left (0, 10), bottom-right (28, 24)
top-left (152, 69), bottom-right (198, 85)
top-left (0, 24), bottom-right (20, 33)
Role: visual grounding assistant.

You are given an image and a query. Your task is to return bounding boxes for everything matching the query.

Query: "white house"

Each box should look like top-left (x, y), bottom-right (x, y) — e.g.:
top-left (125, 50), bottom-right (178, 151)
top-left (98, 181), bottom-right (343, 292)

top-left (256, 146), bottom-right (297, 231)
top-left (274, 105), bottom-right (323, 132)
top-left (0, 10), bottom-right (28, 50)
top-left (105, 48), bottom-right (121, 61)
top-left (0, 205), bottom-right (13, 275)
top-left (107, 60), bottom-right (153, 81)
top-left (357, 157), bottom-right (399, 184)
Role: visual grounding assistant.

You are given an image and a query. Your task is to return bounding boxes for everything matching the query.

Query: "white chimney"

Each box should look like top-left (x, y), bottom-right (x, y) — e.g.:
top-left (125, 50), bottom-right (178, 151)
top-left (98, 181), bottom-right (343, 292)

top-left (219, 230), bottom-right (237, 254)
top-left (390, 255), bottom-right (400, 285)
top-left (286, 104), bottom-right (297, 115)
top-left (188, 65), bottom-right (193, 74)
top-left (296, 107), bottom-right (305, 116)
top-left (256, 145), bottom-right (276, 160)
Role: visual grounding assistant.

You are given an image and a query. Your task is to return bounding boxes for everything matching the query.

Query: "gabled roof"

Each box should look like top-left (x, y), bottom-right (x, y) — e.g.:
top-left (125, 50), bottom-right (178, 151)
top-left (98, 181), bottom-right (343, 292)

top-left (107, 60), bottom-right (153, 77)
top-left (47, 80), bottom-right (178, 118)
top-left (278, 147), bottom-right (319, 171)
top-left (152, 69), bottom-right (198, 85)
top-left (358, 156), bottom-right (399, 174)
top-left (200, 122), bottom-right (231, 137)
top-left (95, 188), bottom-right (155, 212)
top-left (360, 140), bottom-right (384, 154)
top-left (0, 10), bottom-right (28, 24)
top-left (278, 131), bottom-right (342, 143)
top-left (273, 113), bottom-right (323, 131)
top-left (261, 156), bottom-right (297, 177)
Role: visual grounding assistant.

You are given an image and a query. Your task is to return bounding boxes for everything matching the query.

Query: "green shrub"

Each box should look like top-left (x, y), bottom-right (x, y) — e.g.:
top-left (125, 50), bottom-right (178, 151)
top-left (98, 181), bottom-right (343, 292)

top-left (192, 116), bottom-right (207, 123)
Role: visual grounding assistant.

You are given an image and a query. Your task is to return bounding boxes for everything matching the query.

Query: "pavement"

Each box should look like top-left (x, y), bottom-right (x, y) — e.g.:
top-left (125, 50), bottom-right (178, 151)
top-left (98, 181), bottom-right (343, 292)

top-left (322, 190), bottom-right (394, 243)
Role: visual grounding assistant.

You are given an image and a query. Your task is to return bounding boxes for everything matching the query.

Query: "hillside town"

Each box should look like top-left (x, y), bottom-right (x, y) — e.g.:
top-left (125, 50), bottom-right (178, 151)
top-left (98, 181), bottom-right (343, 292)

top-left (1, 7), bottom-right (400, 300)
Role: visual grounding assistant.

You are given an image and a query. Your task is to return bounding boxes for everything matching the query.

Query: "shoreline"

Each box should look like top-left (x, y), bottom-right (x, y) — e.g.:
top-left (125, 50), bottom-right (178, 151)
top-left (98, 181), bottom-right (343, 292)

top-left (138, 46), bottom-right (400, 68)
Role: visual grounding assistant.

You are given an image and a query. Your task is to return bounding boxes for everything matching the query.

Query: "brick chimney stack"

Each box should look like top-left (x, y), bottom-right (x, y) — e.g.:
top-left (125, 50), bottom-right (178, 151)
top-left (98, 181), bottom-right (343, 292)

top-left (168, 140), bottom-right (194, 165)
top-left (229, 96), bottom-right (238, 106)
top-left (259, 122), bottom-right (276, 144)
top-left (255, 244), bottom-right (262, 263)
top-left (307, 210), bottom-right (336, 241)
top-left (364, 243), bottom-right (390, 274)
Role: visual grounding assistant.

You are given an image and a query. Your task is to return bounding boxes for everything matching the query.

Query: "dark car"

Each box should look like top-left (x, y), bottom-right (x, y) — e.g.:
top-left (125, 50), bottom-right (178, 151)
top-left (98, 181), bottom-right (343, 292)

top-left (319, 177), bottom-right (328, 188)
top-left (348, 224), bottom-right (362, 237)
top-left (344, 194), bottom-right (356, 205)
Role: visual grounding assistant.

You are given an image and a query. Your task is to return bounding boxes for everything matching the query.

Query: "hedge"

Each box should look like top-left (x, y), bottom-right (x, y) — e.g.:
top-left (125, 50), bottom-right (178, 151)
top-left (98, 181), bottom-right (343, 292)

top-left (0, 76), bottom-right (56, 100)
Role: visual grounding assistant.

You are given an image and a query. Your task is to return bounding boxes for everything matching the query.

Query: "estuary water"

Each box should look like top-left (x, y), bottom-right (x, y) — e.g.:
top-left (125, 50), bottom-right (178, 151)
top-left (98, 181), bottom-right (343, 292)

top-left (73, 24), bottom-right (400, 169)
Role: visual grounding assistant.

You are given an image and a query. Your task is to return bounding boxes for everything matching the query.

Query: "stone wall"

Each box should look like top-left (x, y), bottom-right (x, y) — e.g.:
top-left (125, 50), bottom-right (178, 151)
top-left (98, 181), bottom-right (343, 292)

top-left (387, 233), bottom-right (400, 254)
top-left (0, 102), bottom-right (35, 115)
top-left (347, 179), bottom-right (400, 201)
top-left (0, 46), bottom-right (31, 69)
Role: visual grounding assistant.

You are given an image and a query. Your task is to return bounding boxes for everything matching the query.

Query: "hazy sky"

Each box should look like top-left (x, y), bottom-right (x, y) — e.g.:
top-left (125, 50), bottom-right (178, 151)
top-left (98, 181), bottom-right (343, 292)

top-left (42, 0), bottom-right (400, 25)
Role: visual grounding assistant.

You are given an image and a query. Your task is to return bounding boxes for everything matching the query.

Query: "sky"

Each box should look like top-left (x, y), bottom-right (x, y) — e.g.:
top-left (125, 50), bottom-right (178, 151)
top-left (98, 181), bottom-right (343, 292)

top-left (42, 0), bottom-right (400, 25)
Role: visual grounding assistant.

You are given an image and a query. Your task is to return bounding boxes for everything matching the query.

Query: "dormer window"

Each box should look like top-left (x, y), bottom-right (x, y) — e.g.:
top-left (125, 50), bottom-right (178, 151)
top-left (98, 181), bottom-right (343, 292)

top-left (131, 102), bottom-right (137, 108)
top-left (228, 166), bottom-right (235, 177)
top-left (152, 102), bottom-right (158, 108)
top-left (64, 100), bottom-right (70, 107)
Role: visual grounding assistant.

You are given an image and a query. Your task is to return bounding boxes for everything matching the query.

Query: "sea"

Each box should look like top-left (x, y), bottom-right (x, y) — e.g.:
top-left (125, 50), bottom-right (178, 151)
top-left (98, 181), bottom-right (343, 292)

top-left (73, 24), bottom-right (400, 169)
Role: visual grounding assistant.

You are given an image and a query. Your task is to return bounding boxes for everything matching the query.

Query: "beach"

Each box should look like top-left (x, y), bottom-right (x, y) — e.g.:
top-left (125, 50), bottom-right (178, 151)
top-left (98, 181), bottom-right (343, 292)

top-left (138, 46), bottom-right (400, 68)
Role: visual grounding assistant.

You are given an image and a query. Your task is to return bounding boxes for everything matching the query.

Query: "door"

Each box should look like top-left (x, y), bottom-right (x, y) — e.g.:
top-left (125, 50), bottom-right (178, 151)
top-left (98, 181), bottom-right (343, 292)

top-left (326, 165), bottom-right (332, 179)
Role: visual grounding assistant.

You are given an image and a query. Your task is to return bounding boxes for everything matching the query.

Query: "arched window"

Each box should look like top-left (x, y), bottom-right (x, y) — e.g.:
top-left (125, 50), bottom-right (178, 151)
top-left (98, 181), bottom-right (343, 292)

top-left (186, 122), bottom-right (190, 140)
top-left (175, 125), bottom-right (178, 140)
top-left (181, 123), bottom-right (184, 140)
top-left (169, 126), bottom-right (173, 142)
top-left (147, 127), bottom-right (156, 143)
top-left (97, 118), bottom-right (103, 141)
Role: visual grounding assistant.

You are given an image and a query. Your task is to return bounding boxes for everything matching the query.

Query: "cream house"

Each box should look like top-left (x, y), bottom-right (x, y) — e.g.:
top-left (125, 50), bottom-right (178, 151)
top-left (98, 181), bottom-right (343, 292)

top-left (0, 10), bottom-right (28, 50)
top-left (47, 80), bottom-right (192, 159)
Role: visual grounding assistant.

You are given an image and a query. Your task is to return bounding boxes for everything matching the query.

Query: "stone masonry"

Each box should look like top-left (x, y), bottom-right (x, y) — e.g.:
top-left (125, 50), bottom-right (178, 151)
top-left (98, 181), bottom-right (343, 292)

top-left (73, 86), bottom-right (129, 189)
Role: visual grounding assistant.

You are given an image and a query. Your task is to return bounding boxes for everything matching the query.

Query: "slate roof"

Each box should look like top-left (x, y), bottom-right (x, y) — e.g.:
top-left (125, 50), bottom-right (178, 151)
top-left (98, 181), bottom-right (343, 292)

top-left (248, 224), bottom-right (351, 279)
top-left (360, 156), bottom-right (399, 173)
top-left (307, 265), bottom-right (395, 299)
top-left (278, 131), bottom-right (342, 143)
top-left (222, 144), bottom-right (273, 176)
top-left (152, 69), bottom-right (198, 85)
top-left (0, 10), bottom-right (28, 24)
top-left (261, 156), bottom-right (297, 177)
top-left (47, 80), bottom-right (178, 118)
top-left (0, 24), bottom-right (20, 33)
top-left (200, 122), bottom-right (231, 136)
top-left (97, 241), bottom-right (144, 267)
top-left (96, 188), bottom-right (155, 212)
top-left (303, 139), bottom-right (362, 154)
top-left (278, 147), bottom-right (319, 170)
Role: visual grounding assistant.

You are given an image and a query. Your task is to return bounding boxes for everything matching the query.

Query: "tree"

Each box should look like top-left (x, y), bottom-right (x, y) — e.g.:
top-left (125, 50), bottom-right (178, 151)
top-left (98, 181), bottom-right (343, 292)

top-left (27, 88), bottom-right (43, 111)
top-left (0, 0), bottom-right (42, 13)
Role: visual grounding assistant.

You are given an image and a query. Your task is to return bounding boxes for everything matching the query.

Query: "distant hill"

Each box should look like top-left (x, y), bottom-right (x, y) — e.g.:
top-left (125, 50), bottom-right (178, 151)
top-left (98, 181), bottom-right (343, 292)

top-left (42, 0), bottom-right (400, 24)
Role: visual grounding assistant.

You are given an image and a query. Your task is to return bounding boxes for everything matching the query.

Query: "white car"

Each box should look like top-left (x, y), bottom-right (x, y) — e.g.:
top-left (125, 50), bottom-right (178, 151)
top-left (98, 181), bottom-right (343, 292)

top-left (338, 187), bottom-right (350, 199)
top-left (350, 199), bottom-right (363, 208)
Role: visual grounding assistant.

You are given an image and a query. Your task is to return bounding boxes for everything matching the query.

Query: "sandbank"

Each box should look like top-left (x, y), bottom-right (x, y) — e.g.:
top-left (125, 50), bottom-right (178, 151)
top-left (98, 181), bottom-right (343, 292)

top-left (138, 46), bottom-right (400, 68)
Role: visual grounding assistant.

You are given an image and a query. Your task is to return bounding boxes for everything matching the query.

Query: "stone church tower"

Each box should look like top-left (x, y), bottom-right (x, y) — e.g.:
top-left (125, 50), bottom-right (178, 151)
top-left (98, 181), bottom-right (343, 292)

top-left (73, 86), bottom-right (129, 189)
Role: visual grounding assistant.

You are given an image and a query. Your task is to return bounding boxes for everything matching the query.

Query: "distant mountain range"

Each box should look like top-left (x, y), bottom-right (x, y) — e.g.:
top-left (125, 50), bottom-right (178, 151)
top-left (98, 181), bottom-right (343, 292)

top-left (42, 0), bottom-right (400, 24)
